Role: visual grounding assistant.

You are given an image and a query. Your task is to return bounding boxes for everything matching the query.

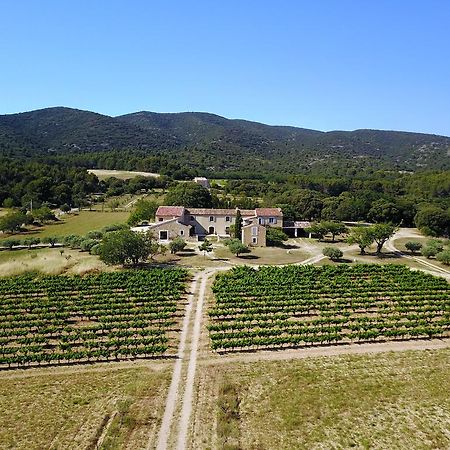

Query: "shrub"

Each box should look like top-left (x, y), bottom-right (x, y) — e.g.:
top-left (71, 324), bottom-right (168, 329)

top-left (436, 250), bottom-right (450, 265)
top-left (322, 247), bottom-right (343, 261)
top-left (404, 241), bottom-right (422, 254)
top-left (42, 236), bottom-right (59, 247)
top-left (80, 238), bottom-right (98, 252)
top-left (62, 234), bottom-right (83, 249)
top-left (266, 227), bottom-right (289, 246)
top-left (169, 237), bottom-right (187, 254)
top-left (101, 223), bottom-right (128, 233)
top-left (421, 239), bottom-right (444, 259)
top-left (86, 230), bottom-right (104, 240)
top-left (226, 239), bottom-right (250, 257)
top-left (2, 239), bottom-right (21, 249)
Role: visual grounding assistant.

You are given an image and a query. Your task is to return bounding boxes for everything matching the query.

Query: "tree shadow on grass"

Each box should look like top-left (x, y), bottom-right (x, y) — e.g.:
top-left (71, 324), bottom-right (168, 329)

top-left (237, 254), bottom-right (259, 260)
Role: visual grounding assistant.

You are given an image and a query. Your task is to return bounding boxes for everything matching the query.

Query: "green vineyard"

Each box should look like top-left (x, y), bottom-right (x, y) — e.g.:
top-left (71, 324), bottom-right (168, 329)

top-left (0, 269), bottom-right (187, 368)
top-left (209, 265), bottom-right (450, 352)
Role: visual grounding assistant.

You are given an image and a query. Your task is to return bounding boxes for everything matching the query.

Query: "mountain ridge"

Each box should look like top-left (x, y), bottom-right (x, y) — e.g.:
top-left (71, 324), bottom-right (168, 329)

top-left (1, 106), bottom-right (449, 173)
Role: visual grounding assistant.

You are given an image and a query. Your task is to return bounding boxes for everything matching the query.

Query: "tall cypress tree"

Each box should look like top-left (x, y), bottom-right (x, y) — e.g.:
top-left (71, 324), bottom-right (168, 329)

top-left (235, 209), bottom-right (243, 239)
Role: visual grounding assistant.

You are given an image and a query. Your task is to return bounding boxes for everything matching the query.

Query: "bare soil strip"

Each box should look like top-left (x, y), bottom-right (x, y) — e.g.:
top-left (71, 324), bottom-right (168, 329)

top-left (155, 273), bottom-right (200, 450)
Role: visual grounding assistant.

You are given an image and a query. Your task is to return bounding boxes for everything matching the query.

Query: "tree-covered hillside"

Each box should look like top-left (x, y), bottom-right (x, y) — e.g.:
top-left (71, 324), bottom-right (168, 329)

top-left (0, 107), bottom-right (449, 174)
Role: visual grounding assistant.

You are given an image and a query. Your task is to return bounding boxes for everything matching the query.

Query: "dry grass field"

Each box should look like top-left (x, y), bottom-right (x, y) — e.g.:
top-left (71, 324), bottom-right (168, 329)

top-left (0, 248), bottom-right (110, 277)
top-left (88, 169), bottom-right (160, 180)
top-left (214, 244), bottom-right (310, 265)
top-left (191, 349), bottom-right (450, 449)
top-left (0, 363), bottom-right (171, 450)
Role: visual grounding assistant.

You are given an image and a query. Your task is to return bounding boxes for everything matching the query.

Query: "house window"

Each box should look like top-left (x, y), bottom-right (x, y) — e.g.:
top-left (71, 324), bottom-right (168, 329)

top-left (225, 226), bottom-right (230, 235)
top-left (225, 216), bottom-right (230, 222)
top-left (251, 226), bottom-right (258, 236)
top-left (258, 218), bottom-right (264, 225)
top-left (269, 217), bottom-right (275, 224)
top-left (159, 230), bottom-right (168, 240)
top-left (180, 230), bottom-right (184, 236)
top-left (209, 216), bottom-right (214, 222)
top-left (209, 226), bottom-right (215, 234)
top-left (159, 217), bottom-right (164, 222)
top-left (252, 237), bottom-right (257, 244)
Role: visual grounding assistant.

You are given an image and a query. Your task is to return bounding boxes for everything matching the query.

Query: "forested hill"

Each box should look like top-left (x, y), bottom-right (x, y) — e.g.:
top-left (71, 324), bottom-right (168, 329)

top-left (1, 107), bottom-right (449, 174)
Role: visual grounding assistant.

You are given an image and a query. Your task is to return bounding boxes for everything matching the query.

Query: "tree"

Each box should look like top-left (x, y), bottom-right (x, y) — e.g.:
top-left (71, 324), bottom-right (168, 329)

top-left (308, 223), bottom-right (328, 241)
top-left (414, 206), bottom-right (450, 237)
top-left (165, 182), bottom-right (212, 208)
top-left (2, 238), bottom-right (20, 249)
top-left (368, 200), bottom-right (402, 224)
top-left (234, 210), bottom-right (243, 239)
top-left (0, 211), bottom-right (27, 233)
top-left (266, 227), bottom-right (289, 246)
top-left (86, 230), bottom-right (103, 240)
top-left (421, 239), bottom-right (444, 259)
top-left (321, 221), bottom-right (347, 242)
top-left (226, 239), bottom-right (250, 257)
top-left (2, 197), bottom-right (14, 208)
top-left (108, 199), bottom-right (121, 211)
top-left (98, 229), bottom-right (157, 266)
top-left (33, 206), bottom-right (56, 224)
top-left (347, 227), bottom-right (374, 255)
top-left (42, 236), bottom-right (59, 247)
top-left (199, 238), bottom-right (213, 257)
top-left (62, 234), bottom-right (83, 249)
top-left (322, 247), bottom-right (343, 261)
top-left (436, 250), bottom-right (450, 265)
top-left (371, 223), bottom-right (398, 254)
top-left (60, 203), bottom-right (71, 213)
top-left (404, 241), bottom-right (422, 254)
top-left (23, 237), bottom-right (40, 249)
top-left (80, 238), bottom-right (98, 252)
top-left (169, 237), bottom-right (187, 254)
top-left (127, 199), bottom-right (158, 226)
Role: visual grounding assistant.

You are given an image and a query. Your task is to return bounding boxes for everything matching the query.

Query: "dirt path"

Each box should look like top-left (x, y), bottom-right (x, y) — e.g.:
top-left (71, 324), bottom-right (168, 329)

top-left (387, 231), bottom-right (450, 280)
top-left (176, 269), bottom-right (213, 449)
top-left (202, 338), bottom-right (450, 366)
top-left (154, 273), bottom-right (201, 450)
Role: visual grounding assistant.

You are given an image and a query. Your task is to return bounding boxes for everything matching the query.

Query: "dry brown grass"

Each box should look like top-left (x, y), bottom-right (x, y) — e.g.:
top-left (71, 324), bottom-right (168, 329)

top-left (0, 362), bottom-right (171, 450)
top-left (191, 349), bottom-right (450, 450)
top-left (0, 248), bottom-right (110, 277)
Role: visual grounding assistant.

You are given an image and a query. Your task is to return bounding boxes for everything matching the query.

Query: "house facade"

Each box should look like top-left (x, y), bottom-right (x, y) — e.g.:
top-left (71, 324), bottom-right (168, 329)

top-left (132, 206), bottom-right (284, 247)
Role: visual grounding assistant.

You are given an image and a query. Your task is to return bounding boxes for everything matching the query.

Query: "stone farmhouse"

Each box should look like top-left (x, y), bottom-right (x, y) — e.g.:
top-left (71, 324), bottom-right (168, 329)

top-left (132, 206), bottom-right (284, 247)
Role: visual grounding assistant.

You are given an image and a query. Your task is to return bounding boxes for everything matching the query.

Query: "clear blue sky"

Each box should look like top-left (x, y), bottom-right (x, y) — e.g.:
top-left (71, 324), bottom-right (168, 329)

top-left (1, 1), bottom-right (449, 135)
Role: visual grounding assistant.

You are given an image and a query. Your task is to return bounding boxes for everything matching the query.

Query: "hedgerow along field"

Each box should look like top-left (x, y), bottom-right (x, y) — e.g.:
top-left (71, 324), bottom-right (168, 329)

top-left (209, 265), bottom-right (450, 352)
top-left (0, 269), bottom-right (187, 368)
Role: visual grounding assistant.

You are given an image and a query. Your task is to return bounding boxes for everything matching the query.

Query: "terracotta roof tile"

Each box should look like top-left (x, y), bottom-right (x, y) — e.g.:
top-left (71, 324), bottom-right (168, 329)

top-left (156, 206), bottom-right (185, 217)
top-left (255, 208), bottom-right (283, 217)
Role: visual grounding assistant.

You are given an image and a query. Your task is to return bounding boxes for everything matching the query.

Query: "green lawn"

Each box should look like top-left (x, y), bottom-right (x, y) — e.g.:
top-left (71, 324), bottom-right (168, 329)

top-left (193, 349), bottom-right (450, 449)
top-left (0, 210), bottom-right (129, 242)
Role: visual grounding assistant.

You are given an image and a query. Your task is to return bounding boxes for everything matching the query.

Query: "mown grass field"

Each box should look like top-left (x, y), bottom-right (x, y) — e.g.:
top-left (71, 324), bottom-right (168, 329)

top-left (0, 363), bottom-right (171, 450)
top-left (0, 210), bottom-right (129, 243)
top-left (192, 349), bottom-right (450, 449)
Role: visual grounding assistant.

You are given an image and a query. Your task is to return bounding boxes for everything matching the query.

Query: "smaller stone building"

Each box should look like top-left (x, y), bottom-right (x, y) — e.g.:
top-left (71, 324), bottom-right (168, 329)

top-left (132, 218), bottom-right (191, 242)
top-left (242, 219), bottom-right (266, 247)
